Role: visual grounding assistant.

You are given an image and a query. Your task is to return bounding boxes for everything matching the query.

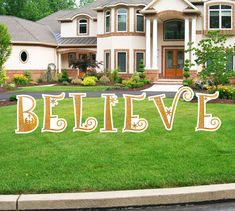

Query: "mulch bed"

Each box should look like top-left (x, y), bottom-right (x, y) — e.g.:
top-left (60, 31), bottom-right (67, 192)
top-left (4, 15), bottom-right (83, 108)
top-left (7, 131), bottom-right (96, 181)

top-left (0, 101), bottom-right (17, 107)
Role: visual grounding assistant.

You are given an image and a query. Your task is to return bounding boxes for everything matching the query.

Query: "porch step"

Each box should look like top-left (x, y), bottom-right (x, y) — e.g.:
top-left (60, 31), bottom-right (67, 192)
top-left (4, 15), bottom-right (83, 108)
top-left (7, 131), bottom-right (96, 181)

top-left (154, 79), bottom-right (183, 85)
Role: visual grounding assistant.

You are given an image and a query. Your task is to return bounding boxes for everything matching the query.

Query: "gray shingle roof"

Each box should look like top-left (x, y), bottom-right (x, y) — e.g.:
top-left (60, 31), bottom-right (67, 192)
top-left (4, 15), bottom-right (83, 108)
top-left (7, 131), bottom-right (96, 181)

top-left (56, 33), bottom-right (97, 46)
top-left (0, 16), bottom-right (57, 45)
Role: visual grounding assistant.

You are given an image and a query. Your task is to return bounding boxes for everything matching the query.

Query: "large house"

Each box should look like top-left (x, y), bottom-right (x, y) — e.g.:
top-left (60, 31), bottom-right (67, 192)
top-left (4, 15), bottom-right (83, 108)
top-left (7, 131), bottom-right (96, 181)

top-left (0, 0), bottom-right (235, 81)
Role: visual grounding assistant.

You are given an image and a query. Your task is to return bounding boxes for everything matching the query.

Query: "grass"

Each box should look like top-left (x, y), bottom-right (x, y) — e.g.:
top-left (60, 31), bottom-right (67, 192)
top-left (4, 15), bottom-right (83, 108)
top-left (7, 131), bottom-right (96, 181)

top-left (13, 85), bottom-right (111, 93)
top-left (0, 98), bottom-right (235, 194)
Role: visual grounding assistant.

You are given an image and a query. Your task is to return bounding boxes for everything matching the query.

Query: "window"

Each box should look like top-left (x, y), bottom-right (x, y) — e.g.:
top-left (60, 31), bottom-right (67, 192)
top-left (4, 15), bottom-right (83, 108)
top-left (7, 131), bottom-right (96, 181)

top-left (105, 11), bottom-right (111, 33)
top-left (78, 19), bottom-right (88, 34)
top-left (136, 10), bottom-right (144, 32)
top-left (227, 55), bottom-right (234, 71)
top-left (117, 8), bottom-right (127, 32)
top-left (135, 52), bottom-right (145, 72)
top-left (164, 20), bottom-right (184, 40)
top-left (104, 51), bottom-right (111, 70)
top-left (117, 52), bottom-right (127, 72)
top-left (20, 51), bottom-right (28, 63)
top-left (68, 53), bottom-right (76, 66)
top-left (79, 54), bottom-right (87, 60)
top-left (209, 4), bottom-right (232, 29)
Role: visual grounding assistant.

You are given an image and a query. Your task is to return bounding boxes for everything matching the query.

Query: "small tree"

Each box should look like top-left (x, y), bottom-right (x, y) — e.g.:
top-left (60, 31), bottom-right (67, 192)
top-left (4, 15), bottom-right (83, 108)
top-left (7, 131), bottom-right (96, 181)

top-left (0, 23), bottom-right (11, 86)
top-left (138, 59), bottom-right (146, 79)
top-left (188, 31), bottom-right (235, 87)
top-left (70, 55), bottom-right (102, 73)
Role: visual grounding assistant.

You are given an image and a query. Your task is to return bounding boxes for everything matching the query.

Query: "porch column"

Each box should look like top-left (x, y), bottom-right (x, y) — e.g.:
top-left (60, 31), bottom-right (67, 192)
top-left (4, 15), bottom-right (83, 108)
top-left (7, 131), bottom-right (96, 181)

top-left (58, 53), bottom-right (62, 74)
top-left (184, 18), bottom-right (190, 61)
top-left (152, 18), bottom-right (158, 70)
top-left (146, 17), bottom-right (151, 69)
top-left (191, 17), bottom-right (197, 69)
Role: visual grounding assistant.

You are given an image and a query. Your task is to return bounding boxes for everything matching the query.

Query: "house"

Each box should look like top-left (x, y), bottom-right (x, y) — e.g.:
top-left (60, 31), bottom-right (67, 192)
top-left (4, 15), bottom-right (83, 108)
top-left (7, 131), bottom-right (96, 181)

top-left (0, 0), bottom-right (235, 81)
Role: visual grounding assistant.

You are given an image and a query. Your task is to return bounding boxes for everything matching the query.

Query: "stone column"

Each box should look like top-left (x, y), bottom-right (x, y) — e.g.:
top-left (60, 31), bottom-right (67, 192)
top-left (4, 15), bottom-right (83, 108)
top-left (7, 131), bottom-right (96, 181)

top-left (191, 16), bottom-right (197, 70)
top-left (58, 53), bottom-right (62, 74)
top-left (146, 17), bottom-right (151, 69)
top-left (152, 18), bottom-right (158, 70)
top-left (184, 18), bottom-right (190, 61)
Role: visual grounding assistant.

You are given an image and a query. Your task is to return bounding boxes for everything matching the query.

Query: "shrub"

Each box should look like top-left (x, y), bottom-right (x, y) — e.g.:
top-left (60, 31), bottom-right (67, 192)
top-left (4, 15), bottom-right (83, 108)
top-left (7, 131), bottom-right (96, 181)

top-left (62, 81), bottom-right (70, 86)
top-left (58, 70), bottom-right (71, 83)
top-left (71, 78), bottom-right (82, 85)
top-left (4, 83), bottom-right (16, 90)
top-left (13, 74), bottom-right (29, 85)
top-left (99, 75), bottom-right (110, 84)
top-left (37, 77), bottom-right (44, 83)
top-left (0, 69), bottom-right (8, 85)
top-left (82, 76), bottom-right (97, 86)
top-left (208, 85), bottom-right (235, 99)
top-left (131, 73), bottom-right (140, 82)
top-left (183, 79), bottom-right (193, 86)
top-left (24, 71), bottom-right (32, 82)
top-left (111, 68), bottom-right (123, 83)
top-left (9, 95), bottom-right (17, 101)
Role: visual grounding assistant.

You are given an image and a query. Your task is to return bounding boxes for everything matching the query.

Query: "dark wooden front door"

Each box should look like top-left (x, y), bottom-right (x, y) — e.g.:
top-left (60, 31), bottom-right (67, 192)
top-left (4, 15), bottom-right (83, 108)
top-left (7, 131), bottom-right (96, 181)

top-left (165, 49), bottom-right (184, 78)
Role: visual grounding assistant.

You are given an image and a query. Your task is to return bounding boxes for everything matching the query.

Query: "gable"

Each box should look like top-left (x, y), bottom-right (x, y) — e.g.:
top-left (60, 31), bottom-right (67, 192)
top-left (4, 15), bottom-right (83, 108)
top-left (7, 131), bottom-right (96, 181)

top-left (143, 0), bottom-right (198, 13)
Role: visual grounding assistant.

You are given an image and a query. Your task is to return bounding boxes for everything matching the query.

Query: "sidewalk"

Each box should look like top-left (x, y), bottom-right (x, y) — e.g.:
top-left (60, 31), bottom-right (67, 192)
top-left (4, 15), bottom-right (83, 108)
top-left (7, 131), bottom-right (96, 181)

top-left (1, 184), bottom-right (235, 210)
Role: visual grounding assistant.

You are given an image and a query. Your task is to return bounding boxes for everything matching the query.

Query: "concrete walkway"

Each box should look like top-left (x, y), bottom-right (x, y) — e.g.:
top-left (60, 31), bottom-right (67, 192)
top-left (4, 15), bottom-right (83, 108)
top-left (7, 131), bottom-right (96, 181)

top-left (142, 84), bottom-right (183, 92)
top-left (0, 90), bottom-right (177, 101)
top-left (1, 183), bottom-right (235, 210)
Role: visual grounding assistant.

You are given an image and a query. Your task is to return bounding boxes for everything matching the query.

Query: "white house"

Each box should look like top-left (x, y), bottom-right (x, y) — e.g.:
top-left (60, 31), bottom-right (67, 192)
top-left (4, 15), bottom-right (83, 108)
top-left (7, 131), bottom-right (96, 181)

top-left (0, 0), bottom-right (235, 81)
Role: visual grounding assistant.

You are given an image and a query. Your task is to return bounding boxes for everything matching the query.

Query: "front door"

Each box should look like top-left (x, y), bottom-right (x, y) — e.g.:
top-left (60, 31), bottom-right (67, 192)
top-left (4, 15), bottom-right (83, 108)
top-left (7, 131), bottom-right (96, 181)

top-left (165, 49), bottom-right (184, 78)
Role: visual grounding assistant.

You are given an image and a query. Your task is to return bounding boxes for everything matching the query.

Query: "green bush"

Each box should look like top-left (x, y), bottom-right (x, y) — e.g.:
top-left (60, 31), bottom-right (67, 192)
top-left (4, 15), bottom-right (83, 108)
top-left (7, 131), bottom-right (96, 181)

top-left (58, 70), bottom-right (71, 83)
top-left (4, 83), bottom-right (16, 90)
top-left (62, 81), bottom-right (70, 86)
top-left (13, 74), bottom-right (29, 85)
top-left (82, 76), bottom-right (97, 86)
top-left (183, 72), bottom-right (191, 78)
top-left (24, 71), bottom-right (32, 82)
top-left (9, 95), bottom-right (17, 101)
top-left (183, 79), bottom-right (193, 86)
top-left (99, 75), bottom-right (110, 84)
top-left (208, 85), bottom-right (235, 99)
top-left (71, 78), bottom-right (82, 85)
top-left (0, 69), bottom-right (8, 85)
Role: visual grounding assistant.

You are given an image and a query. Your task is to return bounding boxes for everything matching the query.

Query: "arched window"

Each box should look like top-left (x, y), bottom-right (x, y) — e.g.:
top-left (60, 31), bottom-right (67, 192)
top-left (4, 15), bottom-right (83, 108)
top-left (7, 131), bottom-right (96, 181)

top-left (164, 20), bottom-right (185, 40)
top-left (117, 8), bottom-right (127, 32)
top-left (209, 4), bottom-right (232, 29)
top-left (20, 50), bottom-right (28, 63)
top-left (136, 10), bottom-right (144, 32)
top-left (78, 19), bottom-right (88, 34)
top-left (105, 11), bottom-right (111, 33)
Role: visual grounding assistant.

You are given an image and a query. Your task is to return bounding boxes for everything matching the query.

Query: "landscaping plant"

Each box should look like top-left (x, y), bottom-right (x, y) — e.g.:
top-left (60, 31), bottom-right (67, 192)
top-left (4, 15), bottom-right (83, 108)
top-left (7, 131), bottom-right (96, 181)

top-left (82, 76), bottom-right (97, 86)
top-left (13, 74), bottom-right (29, 85)
top-left (183, 59), bottom-right (192, 86)
top-left (138, 59), bottom-right (146, 79)
top-left (58, 70), bottom-right (71, 83)
top-left (188, 31), bottom-right (235, 87)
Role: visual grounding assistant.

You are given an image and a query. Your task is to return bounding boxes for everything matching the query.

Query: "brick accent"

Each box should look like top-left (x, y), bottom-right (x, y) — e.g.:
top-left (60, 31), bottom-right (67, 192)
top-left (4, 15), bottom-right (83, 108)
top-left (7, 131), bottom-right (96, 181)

top-left (6, 70), bottom-right (46, 82)
top-left (145, 69), bottom-right (160, 82)
top-left (228, 77), bottom-right (235, 85)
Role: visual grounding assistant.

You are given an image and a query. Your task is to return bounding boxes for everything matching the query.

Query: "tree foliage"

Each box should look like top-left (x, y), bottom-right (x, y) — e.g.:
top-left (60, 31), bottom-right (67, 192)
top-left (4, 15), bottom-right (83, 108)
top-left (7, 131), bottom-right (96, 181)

top-left (188, 31), bottom-right (235, 86)
top-left (0, 0), bottom-right (77, 21)
top-left (0, 23), bottom-right (11, 72)
top-left (70, 55), bottom-right (102, 72)
top-left (79, 0), bottom-right (95, 7)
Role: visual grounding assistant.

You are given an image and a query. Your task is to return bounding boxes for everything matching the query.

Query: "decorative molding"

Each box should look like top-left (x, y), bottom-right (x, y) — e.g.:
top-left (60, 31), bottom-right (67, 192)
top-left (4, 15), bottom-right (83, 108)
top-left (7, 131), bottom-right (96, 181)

top-left (97, 32), bottom-right (145, 38)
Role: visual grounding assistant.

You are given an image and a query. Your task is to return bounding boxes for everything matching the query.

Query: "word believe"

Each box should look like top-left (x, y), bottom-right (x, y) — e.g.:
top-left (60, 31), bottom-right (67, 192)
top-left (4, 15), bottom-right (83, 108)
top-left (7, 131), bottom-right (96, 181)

top-left (15, 87), bottom-right (221, 134)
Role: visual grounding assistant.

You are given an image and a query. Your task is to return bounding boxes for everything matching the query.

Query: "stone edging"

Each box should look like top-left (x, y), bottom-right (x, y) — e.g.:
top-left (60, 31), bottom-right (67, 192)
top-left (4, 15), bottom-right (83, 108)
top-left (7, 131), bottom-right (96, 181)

top-left (1, 183), bottom-right (235, 210)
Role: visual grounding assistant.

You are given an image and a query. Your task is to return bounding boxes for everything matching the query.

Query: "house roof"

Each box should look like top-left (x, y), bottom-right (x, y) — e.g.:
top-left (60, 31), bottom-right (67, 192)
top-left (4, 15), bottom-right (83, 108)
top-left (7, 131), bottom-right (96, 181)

top-left (56, 34), bottom-right (97, 46)
top-left (0, 16), bottom-right (57, 46)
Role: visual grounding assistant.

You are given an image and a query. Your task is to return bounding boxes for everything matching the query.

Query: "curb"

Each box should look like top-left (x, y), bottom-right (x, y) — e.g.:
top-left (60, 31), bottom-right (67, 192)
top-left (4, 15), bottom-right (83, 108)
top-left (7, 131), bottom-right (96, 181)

top-left (1, 184), bottom-right (235, 210)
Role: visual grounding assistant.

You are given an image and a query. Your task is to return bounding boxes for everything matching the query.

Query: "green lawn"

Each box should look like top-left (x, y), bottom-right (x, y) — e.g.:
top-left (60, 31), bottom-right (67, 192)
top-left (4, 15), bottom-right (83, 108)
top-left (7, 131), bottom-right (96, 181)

top-left (13, 85), bottom-right (110, 93)
top-left (0, 98), bottom-right (235, 194)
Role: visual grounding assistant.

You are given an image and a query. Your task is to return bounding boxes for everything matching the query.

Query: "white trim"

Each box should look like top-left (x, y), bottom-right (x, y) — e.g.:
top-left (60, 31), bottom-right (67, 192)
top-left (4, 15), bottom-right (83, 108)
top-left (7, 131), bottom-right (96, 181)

top-left (78, 18), bottom-right (88, 35)
top-left (208, 4), bottom-right (232, 30)
top-left (142, 0), bottom-right (199, 12)
top-left (105, 11), bottom-right (111, 33)
top-left (136, 10), bottom-right (145, 32)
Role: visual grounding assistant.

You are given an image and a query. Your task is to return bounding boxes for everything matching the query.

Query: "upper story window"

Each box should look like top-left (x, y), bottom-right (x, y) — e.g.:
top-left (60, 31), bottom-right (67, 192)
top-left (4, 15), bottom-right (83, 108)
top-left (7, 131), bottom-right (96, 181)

top-left (136, 10), bottom-right (144, 32)
top-left (209, 4), bottom-right (232, 29)
top-left (105, 11), bottom-right (111, 33)
top-left (164, 20), bottom-right (184, 40)
top-left (117, 8), bottom-right (127, 32)
top-left (78, 19), bottom-right (88, 35)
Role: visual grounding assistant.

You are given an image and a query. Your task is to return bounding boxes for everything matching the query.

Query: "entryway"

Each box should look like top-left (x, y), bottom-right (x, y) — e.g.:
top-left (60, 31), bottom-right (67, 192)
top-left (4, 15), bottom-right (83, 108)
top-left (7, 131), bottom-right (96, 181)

top-left (165, 49), bottom-right (184, 79)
